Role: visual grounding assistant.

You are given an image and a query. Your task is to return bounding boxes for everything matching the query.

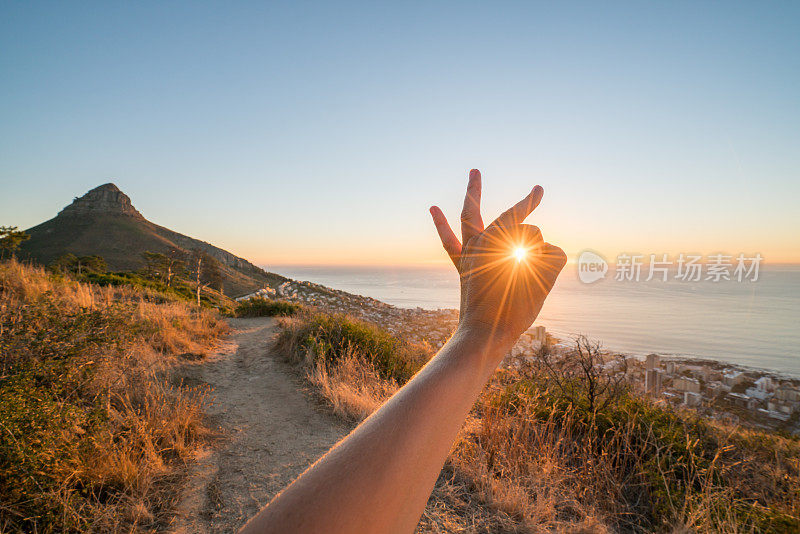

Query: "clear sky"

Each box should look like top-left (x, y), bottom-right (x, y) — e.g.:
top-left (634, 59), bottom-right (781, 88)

top-left (1, 1), bottom-right (798, 266)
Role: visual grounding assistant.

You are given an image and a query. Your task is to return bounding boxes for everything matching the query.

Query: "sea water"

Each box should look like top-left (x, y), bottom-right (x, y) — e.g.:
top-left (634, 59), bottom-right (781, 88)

top-left (269, 264), bottom-right (800, 377)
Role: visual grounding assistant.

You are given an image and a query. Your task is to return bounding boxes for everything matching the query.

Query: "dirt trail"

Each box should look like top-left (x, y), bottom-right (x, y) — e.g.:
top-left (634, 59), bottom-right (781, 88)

top-left (169, 317), bottom-right (348, 533)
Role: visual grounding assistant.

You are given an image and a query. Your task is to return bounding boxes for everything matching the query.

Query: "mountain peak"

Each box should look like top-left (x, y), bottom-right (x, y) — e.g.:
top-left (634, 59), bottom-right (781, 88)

top-left (59, 182), bottom-right (143, 219)
top-left (93, 182), bottom-right (122, 193)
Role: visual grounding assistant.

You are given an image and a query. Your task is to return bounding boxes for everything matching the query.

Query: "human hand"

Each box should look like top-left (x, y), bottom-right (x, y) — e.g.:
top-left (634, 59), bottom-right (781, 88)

top-left (430, 169), bottom-right (566, 352)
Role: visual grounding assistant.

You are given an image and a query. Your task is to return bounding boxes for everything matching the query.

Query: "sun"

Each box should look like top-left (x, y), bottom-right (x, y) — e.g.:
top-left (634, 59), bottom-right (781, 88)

top-left (513, 246), bottom-right (527, 262)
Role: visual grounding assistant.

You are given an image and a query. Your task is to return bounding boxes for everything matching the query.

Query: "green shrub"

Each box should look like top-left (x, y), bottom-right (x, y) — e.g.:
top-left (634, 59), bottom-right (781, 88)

top-left (79, 271), bottom-right (235, 314)
top-left (278, 311), bottom-right (428, 383)
top-left (235, 297), bottom-right (302, 318)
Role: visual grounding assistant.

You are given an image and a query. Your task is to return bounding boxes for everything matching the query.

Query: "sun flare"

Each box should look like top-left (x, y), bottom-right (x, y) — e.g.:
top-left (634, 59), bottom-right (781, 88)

top-left (513, 247), bottom-right (527, 262)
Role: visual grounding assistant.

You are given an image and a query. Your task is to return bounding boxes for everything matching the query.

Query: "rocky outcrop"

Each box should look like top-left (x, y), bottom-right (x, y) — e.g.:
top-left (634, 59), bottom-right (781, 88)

top-left (58, 183), bottom-right (143, 219)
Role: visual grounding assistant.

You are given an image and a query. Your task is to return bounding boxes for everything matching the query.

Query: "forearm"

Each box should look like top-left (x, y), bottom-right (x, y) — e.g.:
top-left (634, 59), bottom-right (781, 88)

top-left (240, 328), bottom-right (508, 534)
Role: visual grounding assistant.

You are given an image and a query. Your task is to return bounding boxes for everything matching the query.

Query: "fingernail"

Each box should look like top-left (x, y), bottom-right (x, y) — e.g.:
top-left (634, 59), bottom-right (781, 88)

top-left (532, 185), bottom-right (544, 196)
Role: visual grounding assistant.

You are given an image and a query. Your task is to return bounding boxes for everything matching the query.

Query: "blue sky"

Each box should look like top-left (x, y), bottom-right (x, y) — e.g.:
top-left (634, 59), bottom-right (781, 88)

top-left (1, 1), bottom-right (798, 265)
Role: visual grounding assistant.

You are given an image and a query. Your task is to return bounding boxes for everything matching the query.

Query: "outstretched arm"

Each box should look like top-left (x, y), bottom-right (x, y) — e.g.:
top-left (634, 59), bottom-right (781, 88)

top-left (240, 169), bottom-right (566, 534)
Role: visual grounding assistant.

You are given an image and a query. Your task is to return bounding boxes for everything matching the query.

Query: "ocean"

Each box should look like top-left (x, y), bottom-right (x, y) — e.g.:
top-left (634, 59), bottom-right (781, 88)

top-left (269, 264), bottom-right (800, 377)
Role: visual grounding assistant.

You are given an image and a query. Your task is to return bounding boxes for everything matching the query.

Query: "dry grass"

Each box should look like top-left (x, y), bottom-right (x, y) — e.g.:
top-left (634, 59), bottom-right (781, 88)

top-left (307, 349), bottom-right (398, 421)
top-left (0, 259), bottom-right (228, 532)
top-left (275, 310), bottom-right (800, 534)
top-left (277, 316), bottom-right (396, 421)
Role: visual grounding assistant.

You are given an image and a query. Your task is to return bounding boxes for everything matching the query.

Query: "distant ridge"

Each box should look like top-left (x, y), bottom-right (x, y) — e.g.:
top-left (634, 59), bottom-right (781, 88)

top-left (19, 183), bottom-right (286, 296)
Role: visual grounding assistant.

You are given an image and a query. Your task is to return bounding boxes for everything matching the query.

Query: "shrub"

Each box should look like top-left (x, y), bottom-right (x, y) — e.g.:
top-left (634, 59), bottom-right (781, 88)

top-left (276, 311), bottom-right (429, 384)
top-left (79, 270), bottom-right (235, 314)
top-left (456, 361), bottom-right (800, 532)
top-left (235, 297), bottom-right (302, 318)
top-left (274, 310), bottom-right (800, 532)
top-left (0, 259), bottom-right (227, 531)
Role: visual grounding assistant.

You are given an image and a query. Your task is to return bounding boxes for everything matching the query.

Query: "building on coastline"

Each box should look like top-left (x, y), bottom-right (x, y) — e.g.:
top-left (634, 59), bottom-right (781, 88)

top-left (673, 377), bottom-right (701, 394)
top-left (745, 387), bottom-right (770, 400)
top-left (236, 286), bottom-right (276, 302)
top-left (684, 391), bottom-right (702, 407)
top-left (768, 400), bottom-right (797, 415)
top-left (680, 365), bottom-right (710, 381)
top-left (645, 369), bottom-right (663, 395)
top-left (727, 392), bottom-right (751, 407)
top-left (506, 326), bottom-right (547, 362)
top-left (723, 371), bottom-right (745, 387)
top-left (776, 386), bottom-right (800, 403)
top-left (531, 326), bottom-right (546, 344)
top-left (755, 376), bottom-right (776, 392)
top-left (643, 354), bottom-right (662, 395)
top-left (725, 371), bottom-right (746, 387)
top-left (707, 381), bottom-right (731, 397)
top-left (603, 358), bottom-right (626, 374)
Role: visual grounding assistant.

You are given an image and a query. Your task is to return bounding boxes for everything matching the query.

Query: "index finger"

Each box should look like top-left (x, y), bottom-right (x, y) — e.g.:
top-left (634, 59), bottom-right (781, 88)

top-left (489, 185), bottom-right (544, 229)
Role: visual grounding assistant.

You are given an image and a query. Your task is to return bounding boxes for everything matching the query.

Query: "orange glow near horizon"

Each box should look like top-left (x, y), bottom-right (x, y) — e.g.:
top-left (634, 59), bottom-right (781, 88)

top-left (239, 238), bottom-right (800, 269)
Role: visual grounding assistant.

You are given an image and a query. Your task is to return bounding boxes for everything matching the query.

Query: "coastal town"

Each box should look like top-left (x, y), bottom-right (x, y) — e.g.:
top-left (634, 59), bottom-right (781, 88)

top-left (239, 279), bottom-right (800, 435)
top-left (500, 330), bottom-right (800, 434)
top-left (632, 354), bottom-right (800, 433)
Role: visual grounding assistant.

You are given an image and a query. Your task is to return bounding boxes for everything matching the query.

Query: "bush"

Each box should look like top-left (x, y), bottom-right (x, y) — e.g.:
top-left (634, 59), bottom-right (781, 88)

top-left (0, 259), bottom-right (227, 531)
top-left (235, 297), bottom-right (302, 318)
top-left (271, 297), bottom-right (800, 532)
top-left (459, 361), bottom-right (800, 532)
top-left (276, 310), bottom-right (429, 384)
top-left (79, 271), bottom-right (235, 314)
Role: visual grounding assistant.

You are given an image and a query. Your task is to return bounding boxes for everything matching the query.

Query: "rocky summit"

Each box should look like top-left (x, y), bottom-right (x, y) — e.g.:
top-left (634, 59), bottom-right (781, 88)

top-left (58, 183), bottom-right (144, 219)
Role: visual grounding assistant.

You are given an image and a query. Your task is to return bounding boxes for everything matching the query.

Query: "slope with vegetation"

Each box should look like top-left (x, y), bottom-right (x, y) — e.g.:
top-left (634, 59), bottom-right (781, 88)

top-left (274, 308), bottom-right (800, 533)
top-left (0, 260), bottom-right (228, 531)
top-left (18, 183), bottom-right (286, 297)
top-left (48, 249), bottom-right (238, 314)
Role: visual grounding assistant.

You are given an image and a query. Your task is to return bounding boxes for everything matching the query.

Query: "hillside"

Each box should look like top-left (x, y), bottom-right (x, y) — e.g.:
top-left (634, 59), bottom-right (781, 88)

top-left (0, 260), bottom-right (229, 531)
top-left (19, 183), bottom-right (286, 297)
top-left (272, 310), bottom-right (800, 532)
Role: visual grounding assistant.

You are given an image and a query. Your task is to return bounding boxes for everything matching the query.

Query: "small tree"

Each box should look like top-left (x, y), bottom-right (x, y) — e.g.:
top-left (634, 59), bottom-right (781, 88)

top-left (0, 226), bottom-right (30, 259)
top-left (142, 250), bottom-right (186, 287)
top-left (190, 249), bottom-right (223, 306)
top-left (49, 253), bottom-right (79, 274)
top-left (537, 335), bottom-right (629, 414)
top-left (78, 255), bottom-right (107, 274)
top-left (141, 251), bottom-right (162, 280)
top-left (165, 249), bottom-right (187, 287)
top-left (48, 254), bottom-right (107, 275)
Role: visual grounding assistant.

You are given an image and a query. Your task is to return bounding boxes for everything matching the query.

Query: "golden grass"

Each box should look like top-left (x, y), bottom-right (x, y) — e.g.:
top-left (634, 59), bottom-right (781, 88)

top-left (0, 259), bottom-right (228, 532)
top-left (275, 310), bottom-right (800, 533)
top-left (307, 348), bottom-right (398, 422)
